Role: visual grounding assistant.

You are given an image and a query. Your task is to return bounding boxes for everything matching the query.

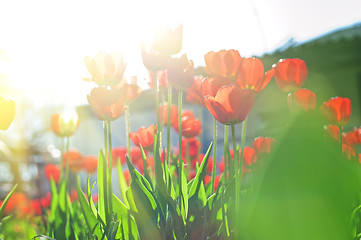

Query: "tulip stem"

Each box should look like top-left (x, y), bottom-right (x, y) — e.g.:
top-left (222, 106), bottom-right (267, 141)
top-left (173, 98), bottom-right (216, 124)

top-left (103, 121), bottom-right (109, 224)
top-left (65, 136), bottom-right (70, 183)
top-left (107, 120), bottom-right (113, 219)
top-left (125, 106), bottom-right (131, 162)
top-left (167, 85), bottom-right (172, 165)
top-left (211, 118), bottom-right (217, 193)
top-left (154, 71), bottom-right (162, 150)
top-left (231, 123), bottom-right (239, 238)
top-left (198, 106), bottom-right (203, 161)
top-left (224, 126), bottom-right (229, 182)
top-left (239, 116), bottom-right (247, 187)
top-left (178, 89), bottom-right (183, 204)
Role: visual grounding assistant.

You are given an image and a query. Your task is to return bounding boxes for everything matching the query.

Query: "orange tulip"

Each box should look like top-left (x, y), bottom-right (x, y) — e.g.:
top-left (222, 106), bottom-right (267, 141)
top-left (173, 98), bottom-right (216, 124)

top-left (274, 58), bottom-right (308, 92)
top-left (204, 50), bottom-right (242, 80)
top-left (44, 164), bottom-right (61, 183)
top-left (236, 57), bottom-right (274, 93)
top-left (84, 51), bottom-right (126, 87)
top-left (87, 86), bottom-right (126, 121)
top-left (0, 97), bottom-right (15, 130)
top-left (204, 84), bottom-right (254, 125)
top-left (320, 97), bottom-right (352, 126)
top-left (173, 110), bottom-right (202, 138)
top-left (50, 112), bottom-right (79, 137)
top-left (167, 54), bottom-right (194, 89)
top-left (288, 88), bottom-right (316, 111)
top-left (129, 125), bottom-right (156, 151)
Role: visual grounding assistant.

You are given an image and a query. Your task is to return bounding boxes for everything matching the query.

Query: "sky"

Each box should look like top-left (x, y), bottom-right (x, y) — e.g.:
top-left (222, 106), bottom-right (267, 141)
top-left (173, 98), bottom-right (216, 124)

top-left (0, 0), bottom-right (361, 108)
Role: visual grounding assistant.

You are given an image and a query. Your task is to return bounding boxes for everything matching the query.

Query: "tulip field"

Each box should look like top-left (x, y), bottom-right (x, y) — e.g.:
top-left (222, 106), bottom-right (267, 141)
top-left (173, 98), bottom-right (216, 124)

top-left (1, 25), bottom-right (361, 240)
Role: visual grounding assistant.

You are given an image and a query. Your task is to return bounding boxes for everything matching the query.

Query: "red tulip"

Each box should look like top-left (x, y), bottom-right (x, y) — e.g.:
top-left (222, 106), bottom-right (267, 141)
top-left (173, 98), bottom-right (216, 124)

top-left (167, 54), bottom-right (194, 89)
top-left (186, 76), bottom-right (205, 105)
top-left (253, 137), bottom-right (276, 156)
top-left (129, 125), bottom-right (156, 152)
top-left (274, 58), bottom-right (308, 92)
top-left (87, 86), bottom-right (126, 121)
top-left (204, 84), bottom-right (254, 125)
top-left (83, 156), bottom-right (98, 174)
top-left (236, 57), bottom-right (274, 93)
top-left (288, 88), bottom-right (316, 111)
top-left (204, 50), bottom-right (242, 80)
top-left (320, 97), bottom-right (352, 126)
top-left (44, 164), bottom-right (61, 183)
top-left (342, 127), bottom-right (361, 146)
top-left (0, 97), bottom-right (15, 130)
top-left (84, 51), bottom-right (126, 87)
top-left (158, 103), bottom-right (178, 126)
top-left (173, 110), bottom-right (202, 138)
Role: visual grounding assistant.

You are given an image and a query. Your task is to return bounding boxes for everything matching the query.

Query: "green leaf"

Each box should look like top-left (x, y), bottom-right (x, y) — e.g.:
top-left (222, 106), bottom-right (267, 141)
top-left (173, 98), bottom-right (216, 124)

top-left (140, 145), bottom-right (153, 187)
top-left (189, 142), bottom-right (213, 199)
top-left (112, 194), bottom-right (139, 240)
top-left (117, 159), bottom-right (129, 207)
top-left (198, 182), bottom-right (207, 208)
top-left (180, 160), bottom-right (188, 221)
top-left (0, 184), bottom-right (17, 219)
top-left (97, 149), bottom-right (108, 224)
top-left (77, 177), bottom-right (103, 237)
top-left (128, 181), bottom-right (162, 240)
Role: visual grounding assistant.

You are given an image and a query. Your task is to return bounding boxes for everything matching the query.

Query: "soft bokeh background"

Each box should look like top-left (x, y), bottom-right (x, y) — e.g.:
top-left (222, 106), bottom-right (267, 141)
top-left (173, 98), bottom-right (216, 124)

top-left (0, 0), bottom-right (360, 202)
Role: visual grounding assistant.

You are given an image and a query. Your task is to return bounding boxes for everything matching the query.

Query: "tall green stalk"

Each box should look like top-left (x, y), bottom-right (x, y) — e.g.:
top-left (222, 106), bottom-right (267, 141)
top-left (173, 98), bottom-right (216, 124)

top-left (107, 120), bottom-right (113, 218)
top-left (231, 124), bottom-right (239, 238)
top-left (154, 71), bottom-right (162, 149)
top-left (178, 89), bottom-right (183, 204)
top-left (167, 85), bottom-right (172, 165)
top-left (239, 117), bottom-right (248, 187)
top-left (223, 125), bottom-right (229, 182)
top-left (125, 106), bottom-right (131, 162)
top-left (102, 121), bottom-right (109, 225)
top-left (211, 118), bottom-right (217, 192)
